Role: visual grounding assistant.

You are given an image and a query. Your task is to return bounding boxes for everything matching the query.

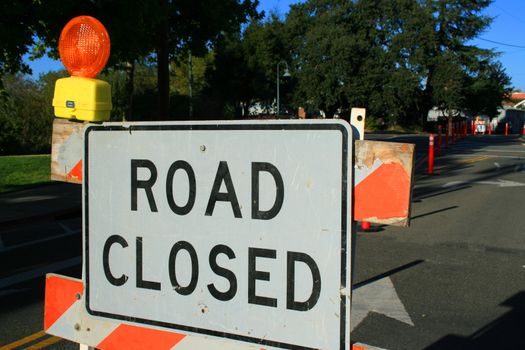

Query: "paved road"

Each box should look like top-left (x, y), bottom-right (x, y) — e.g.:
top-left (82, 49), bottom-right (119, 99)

top-left (0, 134), bottom-right (524, 349)
top-left (0, 184), bottom-right (81, 350)
top-left (352, 135), bottom-right (525, 349)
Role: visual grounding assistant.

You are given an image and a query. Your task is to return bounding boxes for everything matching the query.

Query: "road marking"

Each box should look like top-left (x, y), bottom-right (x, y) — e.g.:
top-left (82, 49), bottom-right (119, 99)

top-left (25, 336), bottom-right (63, 349)
top-left (447, 154), bottom-right (525, 160)
top-left (351, 277), bottom-right (413, 331)
top-left (442, 179), bottom-right (525, 188)
top-left (7, 195), bottom-right (56, 204)
top-left (482, 149), bottom-right (525, 153)
top-left (57, 222), bottom-right (75, 234)
top-left (457, 155), bottom-right (490, 164)
top-left (0, 330), bottom-right (46, 350)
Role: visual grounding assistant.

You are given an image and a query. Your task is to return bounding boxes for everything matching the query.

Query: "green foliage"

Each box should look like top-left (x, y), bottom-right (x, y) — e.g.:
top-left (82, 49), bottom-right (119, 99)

top-left (0, 0), bottom-right (514, 132)
top-left (285, 0), bottom-right (354, 117)
top-left (207, 15), bottom-right (290, 118)
top-left (0, 155), bottom-right (51, 193)
top-left (0, 1), bottom-right (43, 77)
top-left (0, 74), bottom-right (54, 155)
top-left (282, 0), bottom-right (510, 125)
top-left (170, 53), bottom-right (214, 97)
top-left (430, 52), bottom-right (466, 112)
top-left (464, 60), bottom-right (512, 117)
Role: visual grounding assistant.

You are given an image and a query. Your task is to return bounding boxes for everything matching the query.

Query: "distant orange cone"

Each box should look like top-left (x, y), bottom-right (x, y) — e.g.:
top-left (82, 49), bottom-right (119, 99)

top-left (361, 221), bottom-right (371, 231)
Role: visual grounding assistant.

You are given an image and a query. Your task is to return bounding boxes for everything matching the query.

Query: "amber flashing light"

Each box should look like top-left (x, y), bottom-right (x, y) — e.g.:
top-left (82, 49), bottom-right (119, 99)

top-left (58, 16), bottom-right (110, 78)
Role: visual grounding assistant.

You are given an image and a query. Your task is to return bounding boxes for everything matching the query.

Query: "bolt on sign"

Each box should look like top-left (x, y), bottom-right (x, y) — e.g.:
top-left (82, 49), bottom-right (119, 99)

top-left (84, 120), bottom-right (352, 350)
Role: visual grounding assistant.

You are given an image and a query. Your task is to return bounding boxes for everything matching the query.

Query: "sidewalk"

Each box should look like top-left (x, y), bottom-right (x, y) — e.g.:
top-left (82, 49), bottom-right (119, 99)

top-left (0, 182), bottom-right (81, 224)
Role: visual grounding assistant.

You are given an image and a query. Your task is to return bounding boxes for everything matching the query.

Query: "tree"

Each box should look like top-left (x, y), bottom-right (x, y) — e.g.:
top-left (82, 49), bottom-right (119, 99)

top-left (464, 60), bottom-right (512, 117)
top-left (284, 0), bottom-right (506, 127)
top-left (17, 1), bottom-right (258, 120)
top-left (0, 74), bottom-right (53, 155)
top-left (0, 1), bottom-right (51, 89)
top-left (152, 0), bottom-right (259, 119)
top-left (285, 0), bottom-right (425, 120)
top-left (417, 0), bottom-right (495, 126)
top-left (169, 52), bottom-right (214, 117)
top-left (285, 0), bottom-right (359, 117)
top-left (207, 15), bottom-right (290, 118)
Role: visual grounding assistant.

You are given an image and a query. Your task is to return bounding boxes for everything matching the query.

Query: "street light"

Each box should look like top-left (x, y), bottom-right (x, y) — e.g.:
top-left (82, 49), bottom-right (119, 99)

top-left (276, 60), bottom-right (291, 116)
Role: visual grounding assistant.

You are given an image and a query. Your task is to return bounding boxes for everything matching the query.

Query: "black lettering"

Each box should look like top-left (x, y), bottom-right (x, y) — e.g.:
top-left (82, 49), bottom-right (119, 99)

top-left (248, 247), bottom-right (277, 307)
top-left (168, 241), bottom-right (199, 295)
top-left (136, 237), bottom-right (161, 290)
top-left (131, 159), bottom-right (158, 212)
top-left (205, 161), bottom-right (242, 218)
top-left (207, 245), bottom-right (237, 301)
top-left (103, 235), bottom-right (129, 286)
top-left (252, 162), bottom-right (284, 220)
top-left (166, 160), bottom-right (196, 215)
top-left (286, 251), bottom-right (321, 311)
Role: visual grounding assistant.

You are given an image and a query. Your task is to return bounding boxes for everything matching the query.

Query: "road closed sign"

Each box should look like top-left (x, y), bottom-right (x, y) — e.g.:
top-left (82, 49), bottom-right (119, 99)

top-left (84, 120), bottom-right (352, 350)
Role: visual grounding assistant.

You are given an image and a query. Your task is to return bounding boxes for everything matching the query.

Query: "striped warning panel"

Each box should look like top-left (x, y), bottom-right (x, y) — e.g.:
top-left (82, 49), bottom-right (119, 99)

top-left (50, 118), bottom-right (415, 227)
top-left (51, 119), bottom-right (86, 184)
top-left (45, 274), bottom-right (386, 350)
top-left (354, 140), bottom-right (414, 227)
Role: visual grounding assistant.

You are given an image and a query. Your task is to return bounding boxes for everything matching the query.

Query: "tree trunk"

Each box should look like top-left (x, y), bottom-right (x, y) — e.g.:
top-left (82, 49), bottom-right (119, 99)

top-left (188, 50), bottom-right (193, 119)
top-left (157, 2), bottom-right (169, 120)
top-left (124, 61), bottom-right (135, 121)
top-left (421, 65), bottom-right (435, 126)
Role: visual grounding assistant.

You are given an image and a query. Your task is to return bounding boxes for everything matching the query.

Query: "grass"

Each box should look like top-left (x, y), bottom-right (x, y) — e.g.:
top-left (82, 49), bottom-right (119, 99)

top-left (0, 155), bottom-right (52, 193)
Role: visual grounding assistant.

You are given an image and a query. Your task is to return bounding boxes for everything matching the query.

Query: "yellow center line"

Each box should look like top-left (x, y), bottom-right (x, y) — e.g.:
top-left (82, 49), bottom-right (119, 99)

top-left (0, 330), bottom-right (46, 350)
top-left (458, 155), bottom-right (491, 164)
top-left (25, 336), bottom-right (63, 350)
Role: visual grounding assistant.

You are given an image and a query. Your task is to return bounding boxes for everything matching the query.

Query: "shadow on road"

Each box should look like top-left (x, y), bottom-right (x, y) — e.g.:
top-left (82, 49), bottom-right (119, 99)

top-left (353, 260), bottom-right (425, 290)
top-left (425, 291), bottom-right (525, 350)
top-left (410, 206), bottom-right (459, 220)
top-left (0, 264), bottom-right (80, 313)
top-left (410, 136), bottom-right (525, 201)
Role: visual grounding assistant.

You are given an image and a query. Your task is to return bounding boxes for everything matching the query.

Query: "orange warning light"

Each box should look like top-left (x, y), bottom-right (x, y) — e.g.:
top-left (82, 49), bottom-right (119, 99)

top-left (59, 16), bottom-right (110, 78)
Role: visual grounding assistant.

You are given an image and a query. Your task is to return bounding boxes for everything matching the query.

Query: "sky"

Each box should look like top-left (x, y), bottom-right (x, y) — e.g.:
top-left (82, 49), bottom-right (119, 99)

top-left (27, 0), bottom-right (525, 90)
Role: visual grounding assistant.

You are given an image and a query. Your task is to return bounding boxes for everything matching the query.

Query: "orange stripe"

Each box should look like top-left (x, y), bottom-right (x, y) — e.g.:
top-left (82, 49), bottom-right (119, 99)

top-left (97, 324), bottom-right (186, 350)
top-left (354, 163), bottom-right (410, 220)
top-left (66, 160), bottom-right (83, 181)
top-left (44, 275), bottom-right (83, 330)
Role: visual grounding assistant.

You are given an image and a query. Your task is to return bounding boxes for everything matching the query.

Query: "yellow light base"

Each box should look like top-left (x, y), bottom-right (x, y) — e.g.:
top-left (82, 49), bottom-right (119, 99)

top-left (53, 76), bottom-right (112, 122)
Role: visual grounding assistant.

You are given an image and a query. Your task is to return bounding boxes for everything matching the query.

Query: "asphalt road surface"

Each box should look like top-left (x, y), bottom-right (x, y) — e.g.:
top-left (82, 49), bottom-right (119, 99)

top-left (0, 134), bottom-right (524, 350)
top-left (352, 134), bottom-right (525, 349)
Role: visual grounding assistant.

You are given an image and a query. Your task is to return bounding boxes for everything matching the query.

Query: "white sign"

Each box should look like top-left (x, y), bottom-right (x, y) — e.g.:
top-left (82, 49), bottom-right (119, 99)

top-left (84, 120), bottom-right (352, 350)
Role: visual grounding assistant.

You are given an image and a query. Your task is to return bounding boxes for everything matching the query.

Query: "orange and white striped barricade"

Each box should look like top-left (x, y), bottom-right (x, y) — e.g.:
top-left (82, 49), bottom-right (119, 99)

top-left (45, 274), bottom-right (387, 350)
top-left (57, 120), bottom-right (355, 350)
top-left (46, 119), bottom-right (413, 350)
top-left (51, 118), bottom-right (86, 184)
top-left (354, 140), bottom-right (414, 227)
